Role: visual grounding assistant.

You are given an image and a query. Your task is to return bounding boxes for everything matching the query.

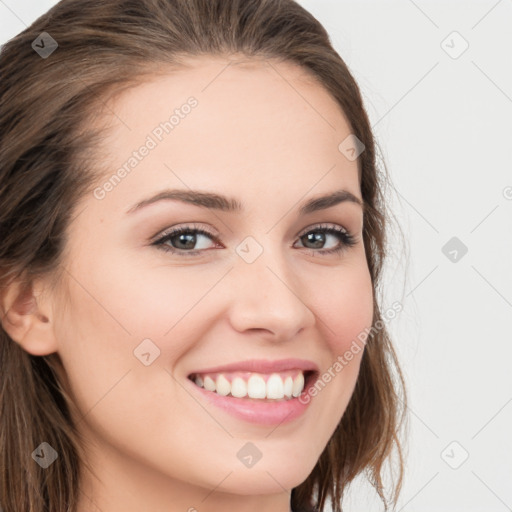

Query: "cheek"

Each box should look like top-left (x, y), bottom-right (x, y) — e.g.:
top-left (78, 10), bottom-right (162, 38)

top-left (51, 275), bottom-right (198, 469)
top-left (52, 282), bottom-right (132, 419)
top-left (52, 252), bottom-right (220, 420)
top-left (313, 260), bottom-right (374, 357)
top-left (301, 260), bottom-right (373, 442)
top-left (89, 249), bottom-right (221, 339)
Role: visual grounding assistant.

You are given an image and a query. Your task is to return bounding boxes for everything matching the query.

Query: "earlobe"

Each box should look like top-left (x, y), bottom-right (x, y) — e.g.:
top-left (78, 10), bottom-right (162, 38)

top-left (0, 277), bottom-right (58, 356)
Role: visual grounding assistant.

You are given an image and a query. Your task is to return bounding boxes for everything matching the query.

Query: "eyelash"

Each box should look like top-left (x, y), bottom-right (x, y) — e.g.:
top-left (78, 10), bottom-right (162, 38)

top-left (152, 222), bottom-right (358, 257)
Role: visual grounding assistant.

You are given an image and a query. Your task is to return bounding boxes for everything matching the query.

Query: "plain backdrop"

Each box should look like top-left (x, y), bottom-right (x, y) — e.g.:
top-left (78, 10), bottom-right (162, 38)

top-left (1, 1), bottom-right (511, 511)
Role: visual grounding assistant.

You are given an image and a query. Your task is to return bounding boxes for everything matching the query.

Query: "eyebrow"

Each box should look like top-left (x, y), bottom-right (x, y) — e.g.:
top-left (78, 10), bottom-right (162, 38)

top-left (126, 188), bottom-right (363, 216)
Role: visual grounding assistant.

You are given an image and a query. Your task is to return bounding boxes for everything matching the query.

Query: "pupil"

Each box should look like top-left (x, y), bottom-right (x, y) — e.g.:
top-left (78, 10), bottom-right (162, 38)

top-left (175, 233), bottom-right (196, 249)
top-left (305, 232), bottom-right (325, 248)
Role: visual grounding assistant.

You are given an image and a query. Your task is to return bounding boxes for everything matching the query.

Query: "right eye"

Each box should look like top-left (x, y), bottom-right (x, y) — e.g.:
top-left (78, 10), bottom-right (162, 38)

top-left (152, 224), bottom-right (222, 256)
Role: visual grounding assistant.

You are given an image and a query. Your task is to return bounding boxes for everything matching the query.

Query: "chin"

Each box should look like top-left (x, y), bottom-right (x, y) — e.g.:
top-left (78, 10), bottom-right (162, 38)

top-left (213, 462), bottom-right (315, 495)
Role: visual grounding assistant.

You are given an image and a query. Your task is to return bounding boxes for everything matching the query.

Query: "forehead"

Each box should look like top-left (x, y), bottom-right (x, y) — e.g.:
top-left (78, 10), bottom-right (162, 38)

top-left (86, 56), bottom-right (361, 217)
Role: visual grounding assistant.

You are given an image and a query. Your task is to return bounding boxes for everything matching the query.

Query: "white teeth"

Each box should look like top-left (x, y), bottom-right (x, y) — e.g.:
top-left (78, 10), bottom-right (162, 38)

top-left (216, 374), bottom-right (231, 396)
top-left (203, 376), bottom-right (216, 392)
top-left (266, 374), bottom-right (284, 399)
top-left (247, 374), bottom-right (267, 398)
top-left (230, 377), bottom-right (248, 398)
top-left (192, 371), bottom-right (307, 400)
top-left (284, 376), bottom-right (293, 398)
top-left (292, 373), bottom-right (304, 397)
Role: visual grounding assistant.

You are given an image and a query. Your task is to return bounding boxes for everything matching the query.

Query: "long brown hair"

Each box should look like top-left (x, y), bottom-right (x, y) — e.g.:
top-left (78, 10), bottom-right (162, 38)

top-left (0, 1), bottom-right (408, 510)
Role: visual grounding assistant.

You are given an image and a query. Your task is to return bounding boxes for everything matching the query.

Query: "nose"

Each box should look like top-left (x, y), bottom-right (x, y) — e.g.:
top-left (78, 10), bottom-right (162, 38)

top-left (225, 246), bottom-right (316, 342)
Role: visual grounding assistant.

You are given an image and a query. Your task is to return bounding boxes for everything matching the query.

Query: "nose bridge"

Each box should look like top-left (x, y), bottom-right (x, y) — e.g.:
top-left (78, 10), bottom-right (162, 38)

top-left (226, 237), bottom-right (315, 338)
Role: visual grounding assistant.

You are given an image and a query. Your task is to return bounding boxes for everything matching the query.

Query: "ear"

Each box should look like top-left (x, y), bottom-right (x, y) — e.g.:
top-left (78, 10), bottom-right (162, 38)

top-left (0, 275), bottom-right (58, 356)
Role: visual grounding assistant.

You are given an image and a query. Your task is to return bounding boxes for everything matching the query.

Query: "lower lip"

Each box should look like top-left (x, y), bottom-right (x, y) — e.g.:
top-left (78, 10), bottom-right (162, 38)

top-left (186, 374), bottom-right (317, 426)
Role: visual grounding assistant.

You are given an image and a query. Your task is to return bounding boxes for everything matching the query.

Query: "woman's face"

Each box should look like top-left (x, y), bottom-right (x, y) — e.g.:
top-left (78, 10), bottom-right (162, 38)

top-left (50, 56), bottom-right (373, 510)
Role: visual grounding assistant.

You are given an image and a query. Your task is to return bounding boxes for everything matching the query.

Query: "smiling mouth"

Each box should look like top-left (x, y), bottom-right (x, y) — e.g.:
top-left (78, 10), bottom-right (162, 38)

top-left (187, 370), bottom-right (318, 401)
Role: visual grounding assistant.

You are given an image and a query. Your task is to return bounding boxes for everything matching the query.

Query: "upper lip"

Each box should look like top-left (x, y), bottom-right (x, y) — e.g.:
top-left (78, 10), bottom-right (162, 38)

top-left (188, 358), bottom-right (319, 376)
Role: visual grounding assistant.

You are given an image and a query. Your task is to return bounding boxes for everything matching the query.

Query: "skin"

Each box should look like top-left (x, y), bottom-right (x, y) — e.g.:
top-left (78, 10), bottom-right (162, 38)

top-left (1, 56), bottom-right (373, 512)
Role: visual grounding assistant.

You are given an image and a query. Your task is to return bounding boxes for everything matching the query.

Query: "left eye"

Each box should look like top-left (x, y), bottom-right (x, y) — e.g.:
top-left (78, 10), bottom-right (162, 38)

top-left (152, 223), bottom-right (357, 256)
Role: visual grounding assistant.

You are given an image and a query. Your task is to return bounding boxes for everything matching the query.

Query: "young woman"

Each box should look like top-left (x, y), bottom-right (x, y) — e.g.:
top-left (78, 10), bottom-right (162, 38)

top-left (0, 1), bottom-right (407, 511)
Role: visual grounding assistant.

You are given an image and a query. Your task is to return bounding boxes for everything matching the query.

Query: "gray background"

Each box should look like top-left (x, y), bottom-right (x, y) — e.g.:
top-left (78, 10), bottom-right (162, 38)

top-left (1, 1), bottom-right (511, 510)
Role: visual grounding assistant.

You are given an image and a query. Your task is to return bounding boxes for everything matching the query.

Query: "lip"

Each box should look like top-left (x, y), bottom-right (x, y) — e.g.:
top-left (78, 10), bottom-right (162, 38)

top-left (187, 358), bottom-right (319, 376)
top-left (185, 369), bottom-right (319, 426)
